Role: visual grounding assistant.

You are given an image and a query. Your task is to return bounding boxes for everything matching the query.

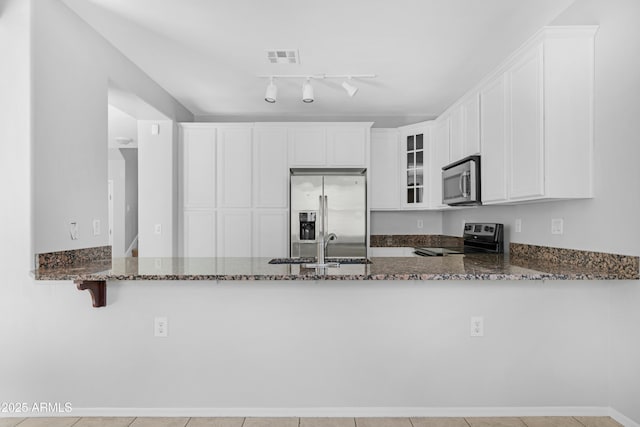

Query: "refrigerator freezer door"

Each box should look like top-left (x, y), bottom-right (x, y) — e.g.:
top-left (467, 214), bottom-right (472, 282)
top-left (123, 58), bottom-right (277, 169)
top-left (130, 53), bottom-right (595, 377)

top-left (290, 175), bottom-right (322, 257)
top-left (323, 175), bottom-right (366, 257)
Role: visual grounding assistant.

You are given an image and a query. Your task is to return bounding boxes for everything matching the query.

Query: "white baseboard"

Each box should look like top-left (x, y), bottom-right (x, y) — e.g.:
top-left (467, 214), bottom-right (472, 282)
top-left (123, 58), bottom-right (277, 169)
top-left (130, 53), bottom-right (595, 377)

top-left (39, 406), bottom-right (614, 418)
top-left (6, 406), bottom-right (637, 425)
top-left (610, 408), bottom-right (640, 427)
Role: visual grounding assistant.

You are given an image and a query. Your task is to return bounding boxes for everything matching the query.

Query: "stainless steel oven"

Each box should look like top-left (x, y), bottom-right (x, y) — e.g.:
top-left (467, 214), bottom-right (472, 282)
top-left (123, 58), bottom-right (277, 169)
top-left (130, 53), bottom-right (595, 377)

top-left (442, 155), bottom-right (481, 206)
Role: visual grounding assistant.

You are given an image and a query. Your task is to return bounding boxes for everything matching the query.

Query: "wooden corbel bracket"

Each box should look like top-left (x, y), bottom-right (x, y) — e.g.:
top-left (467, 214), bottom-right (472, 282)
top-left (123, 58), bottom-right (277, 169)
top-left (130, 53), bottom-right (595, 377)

top-left (75, 280), bottom-right (107, 308)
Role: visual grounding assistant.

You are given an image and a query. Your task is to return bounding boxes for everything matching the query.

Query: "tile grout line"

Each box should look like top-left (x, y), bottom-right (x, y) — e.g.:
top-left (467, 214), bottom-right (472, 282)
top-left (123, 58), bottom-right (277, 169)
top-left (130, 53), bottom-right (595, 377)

top-left (70, 417), bottom-right (82, 427)
top-left (572, 416), bottom-right (588, 427)
top-left (519, 417), bottom-right (530, 427)
top-left (463, 417), bottom-right (472, 427)
top-left (127, 417), bottom-right (137, 427)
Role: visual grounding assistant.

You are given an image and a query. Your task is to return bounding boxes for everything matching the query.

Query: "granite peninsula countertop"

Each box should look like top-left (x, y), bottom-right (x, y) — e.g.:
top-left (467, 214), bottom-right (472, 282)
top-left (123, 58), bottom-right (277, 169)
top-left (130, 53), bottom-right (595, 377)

top-left (34, 253), bottom-right (638, 281)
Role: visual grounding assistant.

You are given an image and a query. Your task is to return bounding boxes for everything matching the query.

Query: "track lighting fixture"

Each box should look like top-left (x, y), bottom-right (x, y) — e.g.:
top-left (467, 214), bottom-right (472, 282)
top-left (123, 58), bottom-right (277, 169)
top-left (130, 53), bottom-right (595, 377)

top-left (264, 77), bottom-right (277, 103)
top-left (259, 74), bottom-right (375, 103)
top-left (302, 78), bottom-right (314, 103)
top-left (341, 77), bottom-right (358, 97)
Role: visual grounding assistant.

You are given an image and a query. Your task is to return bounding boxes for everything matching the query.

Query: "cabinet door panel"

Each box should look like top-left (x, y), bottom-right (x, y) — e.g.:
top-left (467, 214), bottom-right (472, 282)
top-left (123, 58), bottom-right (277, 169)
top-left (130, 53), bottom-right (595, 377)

top-left (254, 127), bottom-right (288, 208)
top-left (509, 46), bottom-right (544, 200)
top-left (481, 75), bottom-right (508, 203)
top-left (182, 127), bottom-right (216, 209)
top-left (430, 118), bottom-right (450, 208)
top-left (217, 210), bottom-right (252, 257)
top-left (449, 107), bottom-right (464, 162)
top-left (463, 93), bottom-right (481, 156)
top-left (288, 127), bottom-right (326, 166)
top-left (184, 210), bottom-right (216, 257)
top-left (218, 127), bottom-right (253, 208)
top-left (370, 129), bottom-right (399, 209)
top-left (253, 210), bottom-right (288, 257)
top-left (327, 127), bottom-right (367, 166)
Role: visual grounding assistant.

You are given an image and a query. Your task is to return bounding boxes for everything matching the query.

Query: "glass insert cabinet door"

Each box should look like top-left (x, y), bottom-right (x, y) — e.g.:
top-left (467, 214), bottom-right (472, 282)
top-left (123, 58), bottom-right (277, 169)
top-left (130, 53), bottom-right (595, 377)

top-left (405, 132), bottom-right (425, 205)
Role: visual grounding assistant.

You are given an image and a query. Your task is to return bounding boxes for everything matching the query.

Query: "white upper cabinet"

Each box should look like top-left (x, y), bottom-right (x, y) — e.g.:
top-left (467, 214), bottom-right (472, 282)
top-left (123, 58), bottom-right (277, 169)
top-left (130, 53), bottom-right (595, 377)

top-left (429, 117), bottom-right (451, 209)
top-left (217, 126), bottom-right (253, 208)
top-left (327, 126), bottom-right (367, 166)
top-left (480, 74), bottom-right (508, 204)
top-left (370, 129), bottom-right (400, 210)
top-left (477, 26), bottom-right (596, 203)
top-left (288, 123), bottom-right (371, 167)
top-left (253, 126), bottom-right (288, 208)
top-left (449, 93), bottom-right (481, 163)
top-left (181, 126), bottom-right (216, 209)
top-left (508, 45), bottom-right (545, 200)
top-left (399, 123), bottom-right (429, 209)
top-left (462, 93), bottom-right (481, 157)
top-left (288, 126), bottom-right (327, 166)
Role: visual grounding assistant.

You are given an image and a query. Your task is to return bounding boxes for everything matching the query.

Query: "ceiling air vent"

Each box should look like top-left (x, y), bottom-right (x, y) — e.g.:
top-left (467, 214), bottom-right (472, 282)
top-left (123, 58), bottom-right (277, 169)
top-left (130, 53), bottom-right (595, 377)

top-left (266, 49), bottom-right (300, 64)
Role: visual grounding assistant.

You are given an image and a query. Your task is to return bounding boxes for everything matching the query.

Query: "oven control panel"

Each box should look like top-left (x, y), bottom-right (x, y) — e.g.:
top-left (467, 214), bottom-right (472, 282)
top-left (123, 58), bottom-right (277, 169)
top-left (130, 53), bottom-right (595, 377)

top-left (462, 223), bottom-right (504, 253)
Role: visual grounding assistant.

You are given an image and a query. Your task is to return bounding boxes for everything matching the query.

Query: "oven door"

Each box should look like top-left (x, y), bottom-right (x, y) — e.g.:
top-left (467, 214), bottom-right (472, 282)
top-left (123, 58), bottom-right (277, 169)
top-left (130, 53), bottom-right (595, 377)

top-left (442, 156), bottom-right (480, 205)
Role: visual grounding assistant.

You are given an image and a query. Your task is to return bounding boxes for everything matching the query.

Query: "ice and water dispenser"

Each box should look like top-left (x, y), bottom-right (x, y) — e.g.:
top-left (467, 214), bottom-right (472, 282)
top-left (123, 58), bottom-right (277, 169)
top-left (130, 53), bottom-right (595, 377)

top-left (298, 211), bottom-right (317, 241)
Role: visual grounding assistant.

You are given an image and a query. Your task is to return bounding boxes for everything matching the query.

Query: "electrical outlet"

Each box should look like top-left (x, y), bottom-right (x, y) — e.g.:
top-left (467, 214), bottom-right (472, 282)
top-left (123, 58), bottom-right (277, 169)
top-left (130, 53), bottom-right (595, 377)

top-left (151, 124), bottom-right (160, 135)
top-left (417, 219), bottom-right (424, 229)
top-left (551, 218), bottom-right (564, 235)
top-left (92, 219), bottom-right (101, 236)
top-left (470, 316), bottom-right (484, 337)
top-left (154, 224), bottom-right (162, 235)
top-left (515, 219), bottom-right (522, 233)
top-left (154, 317), bottom-right (168, 337)
top-left (69, 222), bottom-right (79, 240)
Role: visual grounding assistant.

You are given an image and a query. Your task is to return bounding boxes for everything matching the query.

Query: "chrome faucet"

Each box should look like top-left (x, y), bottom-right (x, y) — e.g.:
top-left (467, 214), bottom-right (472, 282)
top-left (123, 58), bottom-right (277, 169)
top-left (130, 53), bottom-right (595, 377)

top-left (324, 233), bottom-right (337, 254)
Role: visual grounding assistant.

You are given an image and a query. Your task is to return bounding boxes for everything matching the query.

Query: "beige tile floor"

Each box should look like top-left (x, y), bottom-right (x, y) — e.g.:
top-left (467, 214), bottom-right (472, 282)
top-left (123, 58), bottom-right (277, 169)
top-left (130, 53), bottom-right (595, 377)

top-left (0, 416), bottom-right (623, 427)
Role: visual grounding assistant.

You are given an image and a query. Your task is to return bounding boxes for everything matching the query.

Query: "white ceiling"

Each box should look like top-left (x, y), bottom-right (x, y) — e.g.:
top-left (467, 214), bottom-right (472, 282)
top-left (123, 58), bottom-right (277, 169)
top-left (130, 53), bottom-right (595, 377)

top-left (62, 0), bottom-right (576, 126)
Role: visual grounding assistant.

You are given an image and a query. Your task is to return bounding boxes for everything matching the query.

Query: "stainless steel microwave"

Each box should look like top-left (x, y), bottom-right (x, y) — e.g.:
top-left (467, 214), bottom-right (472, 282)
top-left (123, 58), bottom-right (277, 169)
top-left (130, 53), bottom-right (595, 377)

top-left (442, 155), bottom-right (481, 206)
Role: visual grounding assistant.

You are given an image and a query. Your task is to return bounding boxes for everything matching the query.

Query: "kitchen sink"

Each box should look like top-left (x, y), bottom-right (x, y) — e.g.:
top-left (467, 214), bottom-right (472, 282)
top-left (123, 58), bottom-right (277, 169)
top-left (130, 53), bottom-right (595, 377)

top-left (269, 257), bottom-right (372, 265)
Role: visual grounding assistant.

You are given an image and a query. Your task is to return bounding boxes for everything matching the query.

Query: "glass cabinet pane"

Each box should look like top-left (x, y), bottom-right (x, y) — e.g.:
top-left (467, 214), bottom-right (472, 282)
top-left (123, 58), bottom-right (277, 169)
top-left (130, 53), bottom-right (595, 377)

top-left (416, 134), bottom-right (423, 150)
top-left (415, 170), bottom-right (423, 186)
top-left (407, 170), bottom-right (415, 186)
top-left (416, 151), bottom-right (423, 167)
top-left (407, 152), bottom-right (414, 168)
top-left (407, 188), bottom-right (415, 204)
top-left (407, 135), bottom-right (414, 151)
top-left (415, 187), bottom-right (423, 203)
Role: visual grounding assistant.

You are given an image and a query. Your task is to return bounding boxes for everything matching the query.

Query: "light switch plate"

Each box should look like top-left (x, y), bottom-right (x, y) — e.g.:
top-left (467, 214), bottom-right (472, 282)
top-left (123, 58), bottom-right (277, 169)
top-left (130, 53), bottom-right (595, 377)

top-left (92, 219), bottom-right (101, 236)
top-left (154, 224), bottom-right (162, 235)
top-left (69, 222), bottom-right (79, 240)
top-left (515, 219), bottom-right (522, 233)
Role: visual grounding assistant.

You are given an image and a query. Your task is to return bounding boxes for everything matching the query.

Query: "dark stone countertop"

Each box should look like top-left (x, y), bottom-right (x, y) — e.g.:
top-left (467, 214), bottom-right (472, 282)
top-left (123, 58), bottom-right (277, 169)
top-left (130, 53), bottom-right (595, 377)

top-left (33, 253), bottom-right (638, 281)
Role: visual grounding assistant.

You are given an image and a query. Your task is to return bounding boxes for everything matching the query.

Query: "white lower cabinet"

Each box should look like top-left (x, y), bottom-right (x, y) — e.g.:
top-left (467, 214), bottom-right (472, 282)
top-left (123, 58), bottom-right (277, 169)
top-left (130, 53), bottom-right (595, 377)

top-left (183, 210), bottom-right (216, 257)
top-left (370, 129), bottom-right (400, 210)
top-left (217, 210), bottom-right (253, 257)
top-left (253, 210), bottom-right (288, 257)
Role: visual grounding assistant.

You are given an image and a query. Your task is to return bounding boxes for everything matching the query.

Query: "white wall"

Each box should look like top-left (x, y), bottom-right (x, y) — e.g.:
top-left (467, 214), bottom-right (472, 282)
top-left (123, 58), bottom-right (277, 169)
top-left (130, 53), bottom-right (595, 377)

top-left (138, 120), bottom-right (176, 257)
top-left (32, 0), bottom-right (192, 255)
top-left (371, 211), bottom-right (443, 235)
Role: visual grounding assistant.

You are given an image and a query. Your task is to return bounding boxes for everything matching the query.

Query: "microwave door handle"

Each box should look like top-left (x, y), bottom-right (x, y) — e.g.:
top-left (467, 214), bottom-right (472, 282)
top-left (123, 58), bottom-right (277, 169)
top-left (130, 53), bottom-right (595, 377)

top-left (462, 171), bottom-right (470, 197)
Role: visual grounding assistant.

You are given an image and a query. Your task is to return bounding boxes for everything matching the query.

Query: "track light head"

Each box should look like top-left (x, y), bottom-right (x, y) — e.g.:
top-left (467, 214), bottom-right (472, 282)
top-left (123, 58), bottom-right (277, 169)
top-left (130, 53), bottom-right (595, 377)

top-left (302, 78), bottom-right (314, 103)
top-left (264, 78), bottom-right (277, 103)
top-left (341, 78), bottom-right (358, 97)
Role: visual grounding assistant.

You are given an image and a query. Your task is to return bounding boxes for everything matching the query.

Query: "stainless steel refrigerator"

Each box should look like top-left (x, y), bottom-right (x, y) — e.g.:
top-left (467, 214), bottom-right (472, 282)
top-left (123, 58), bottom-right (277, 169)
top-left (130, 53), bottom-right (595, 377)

top-left (290, 168), bottom-right (367, 258)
